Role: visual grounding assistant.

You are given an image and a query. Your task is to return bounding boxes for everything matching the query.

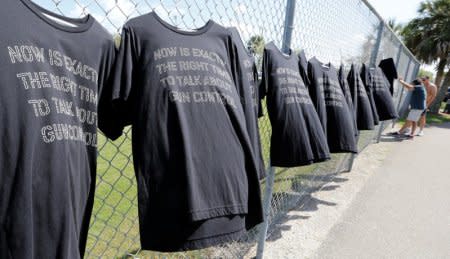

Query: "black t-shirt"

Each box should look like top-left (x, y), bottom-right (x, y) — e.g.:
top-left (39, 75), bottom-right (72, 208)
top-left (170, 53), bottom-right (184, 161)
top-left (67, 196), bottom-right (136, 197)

top-left (360, 64), bottom-right (380, 125)
top-left (360, 65), bottom-right (398, 121)
top-left (298, 50), bottom-right (310, 88)
top-left (258, 73), bottom-right (266, 118)
top-left (0, 0), bottom-right (115, 258)
top-left (338, 65), bottom-right (355, 114)
top-left (99, 12), bottom-right (263, 251)
top-left (338, 65), bottom-right (358, 136)
top-left (347, 64), bottom-right (375, 130)
top-left (228, 27), bottom-right (265, 179)
top-left (378, 58), bottom-right (398, 95)
top-left (260, 42), bottom-right (330, 166)
top-left (307, 58), bottom-right (358, 153)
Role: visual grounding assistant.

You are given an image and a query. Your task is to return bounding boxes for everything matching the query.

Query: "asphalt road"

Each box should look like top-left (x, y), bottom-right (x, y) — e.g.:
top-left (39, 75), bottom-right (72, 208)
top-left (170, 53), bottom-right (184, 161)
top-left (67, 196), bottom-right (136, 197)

top-left (313, 123), bottom-right (450, 259)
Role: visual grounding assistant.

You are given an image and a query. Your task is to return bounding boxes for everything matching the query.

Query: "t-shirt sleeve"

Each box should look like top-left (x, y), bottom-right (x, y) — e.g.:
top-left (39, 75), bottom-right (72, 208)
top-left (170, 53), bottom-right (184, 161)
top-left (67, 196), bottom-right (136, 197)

top-left (259, 50), bottom-right (269, 101)
top-left (227, 35), bottom-right (247, 110)
top-left (97, 36), bottom-right (119, 139)
top-left (253, 62), bottom-right (264, 118)
top-left (98, 25), bottom-right (138, 140)
top-left (307, 62), bottom-right (318, 109)
top-left (298, 52), bottom-right (311, 88)
top-left (307, 62), bottom-right (327, 133)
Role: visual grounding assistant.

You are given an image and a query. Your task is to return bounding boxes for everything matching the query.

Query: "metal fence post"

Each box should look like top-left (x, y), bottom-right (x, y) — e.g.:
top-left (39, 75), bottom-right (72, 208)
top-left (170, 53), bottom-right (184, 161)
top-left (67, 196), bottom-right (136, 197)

top-left (392, 59), bottom-right (412, 128)
top-left (256, 166), bottom-right (276, 259)
top-left (411, 62), bottom-right (420, 80)
top-left (370, 21), bottom-right (384, 67)
top-left (255, 2), bottom-right (298, 258)
top-left (391, 47), bottom-right (404, 128)
top-left (281, 0), bottom-right (297, 53)
top-left (394, 46), bottom-right (403, 92)
top-left (346, 153), bottom-right (356, 172)
top-left (372, 22), bottom-right (385, 143)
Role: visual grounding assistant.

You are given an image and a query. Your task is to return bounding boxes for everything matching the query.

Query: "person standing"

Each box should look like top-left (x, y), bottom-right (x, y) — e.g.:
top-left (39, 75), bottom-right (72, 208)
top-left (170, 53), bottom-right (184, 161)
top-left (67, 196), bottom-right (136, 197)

top-left (394, 78), bottom-right (427, 139)
top-left (417, 76), bottom-right (437, 136)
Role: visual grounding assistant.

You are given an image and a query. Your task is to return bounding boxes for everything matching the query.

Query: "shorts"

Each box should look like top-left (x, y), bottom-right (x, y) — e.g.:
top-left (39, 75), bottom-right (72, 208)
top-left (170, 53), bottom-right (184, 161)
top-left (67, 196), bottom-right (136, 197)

top-left (407, 109), bottom-right (424, 122)
top-left (421, 109), bottom-right (427, 116)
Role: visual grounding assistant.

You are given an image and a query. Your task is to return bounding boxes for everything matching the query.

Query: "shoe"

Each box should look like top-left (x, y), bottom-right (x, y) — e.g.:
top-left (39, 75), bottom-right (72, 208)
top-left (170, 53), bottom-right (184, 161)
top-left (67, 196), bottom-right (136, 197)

top-left (417, 131), bottom-right (424, 136)
top-left (388, 131), bottom-right (401, 136)
top-left (405, 135), bottom-right (414, 140)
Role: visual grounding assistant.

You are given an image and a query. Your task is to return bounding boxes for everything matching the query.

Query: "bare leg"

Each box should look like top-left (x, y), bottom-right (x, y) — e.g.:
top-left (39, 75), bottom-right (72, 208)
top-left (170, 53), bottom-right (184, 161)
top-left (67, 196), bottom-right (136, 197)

top-left (411, 121), bottom-right (417, 136)
top-left (419, 114), bottom-right (426, 132)
top-left (398, 121), bottom-right (412, 134)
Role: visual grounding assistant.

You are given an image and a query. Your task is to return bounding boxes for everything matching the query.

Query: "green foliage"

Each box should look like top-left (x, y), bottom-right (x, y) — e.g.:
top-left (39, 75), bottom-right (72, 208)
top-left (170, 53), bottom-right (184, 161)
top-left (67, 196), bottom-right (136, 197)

top-left (418, 68), bottom-right (435, 80)
top-left (427, 112), bottom-right (450, 123)
top-left (113, 33), bottom-right (121, 48)
top-left (247, 35), bottom-right (265, 55)
top-left (397, 112), bottom-right (450, 126)
top-left (401, 0), bottom-right (450, 65)
top-left (387, 18), bottom-right (404, 35)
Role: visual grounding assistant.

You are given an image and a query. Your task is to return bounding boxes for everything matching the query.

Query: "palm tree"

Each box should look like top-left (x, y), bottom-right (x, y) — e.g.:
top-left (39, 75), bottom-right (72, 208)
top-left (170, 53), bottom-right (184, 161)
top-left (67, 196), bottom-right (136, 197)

top-left (387, 18), bottom-right (403, 35)
top-left (401, 0), bottom-right (450, 112)
top-left (247, 35), bottom-right (265, 56)
top-left (247, 35), bottom-right (265, 68)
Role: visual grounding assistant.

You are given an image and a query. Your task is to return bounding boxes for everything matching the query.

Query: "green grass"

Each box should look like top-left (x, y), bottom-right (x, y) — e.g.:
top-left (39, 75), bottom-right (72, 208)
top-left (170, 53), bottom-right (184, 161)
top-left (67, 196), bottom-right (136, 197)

top-left (86, 128), bottom-right (140, 258)
top-left (426, 112), bottom-right (450, 124)
top-left (396, 112), bottom-right (450, 126)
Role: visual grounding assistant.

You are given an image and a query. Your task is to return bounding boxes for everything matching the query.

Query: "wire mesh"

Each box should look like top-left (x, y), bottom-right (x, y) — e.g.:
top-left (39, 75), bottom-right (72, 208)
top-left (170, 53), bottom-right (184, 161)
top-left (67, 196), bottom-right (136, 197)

top-left (31, 0), bottom-right (420, 258)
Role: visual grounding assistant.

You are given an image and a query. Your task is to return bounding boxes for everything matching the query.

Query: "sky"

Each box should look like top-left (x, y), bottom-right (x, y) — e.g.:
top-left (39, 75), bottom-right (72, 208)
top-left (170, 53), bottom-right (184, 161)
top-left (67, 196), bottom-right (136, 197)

top-left (369, 0), bottom-right (437, 71)
top-left (368, 0), bottom-right (423, 24)
top-left (32, 0), bottom-right (431, 70)
top-left (35, 0), bottom-right (424, 26)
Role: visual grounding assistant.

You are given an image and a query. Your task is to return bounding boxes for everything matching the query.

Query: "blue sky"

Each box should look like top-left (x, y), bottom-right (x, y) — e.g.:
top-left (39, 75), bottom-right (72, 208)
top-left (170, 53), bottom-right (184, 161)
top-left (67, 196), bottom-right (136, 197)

top-left (368, 0), bottom-right (423, 24)
top-left (32, 0), bottom-right (429, 69)
top-left (35, 0), bottom-right (424, 27)
top-left (33, 0), bottom-right (425, 36)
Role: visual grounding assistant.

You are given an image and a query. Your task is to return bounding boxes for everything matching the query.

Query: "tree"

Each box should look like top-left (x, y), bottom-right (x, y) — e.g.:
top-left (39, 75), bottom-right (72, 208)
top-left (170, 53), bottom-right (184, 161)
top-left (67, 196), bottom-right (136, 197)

top-left (387, 18), bottom-right (403, 35)
top-left (401, 0), bottom-right (450, 85)
top-left (431, 69), bottom-right (450, 112)
top-left (247, 35), bottom-right (265, 55)
top-left (401, 0), bottom-right (450, 113)
top-left (418, 68), bottom-right (435, 81)
top-left (247, 35), bottom-right (265, 68)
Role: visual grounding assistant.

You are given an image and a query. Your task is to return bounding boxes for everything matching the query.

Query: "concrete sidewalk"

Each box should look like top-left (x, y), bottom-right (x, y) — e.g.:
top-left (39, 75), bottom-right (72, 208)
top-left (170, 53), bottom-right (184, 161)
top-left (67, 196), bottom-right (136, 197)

top-left (262, 123), bottom-right (450, 258)
top-left (313, 123), bottom-right (450, 258)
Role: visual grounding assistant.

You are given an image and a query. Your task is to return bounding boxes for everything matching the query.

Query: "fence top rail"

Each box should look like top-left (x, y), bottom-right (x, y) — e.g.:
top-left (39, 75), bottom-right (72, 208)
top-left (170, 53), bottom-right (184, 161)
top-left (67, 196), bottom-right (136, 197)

top-left (360, 0), bottom-right (420, 65)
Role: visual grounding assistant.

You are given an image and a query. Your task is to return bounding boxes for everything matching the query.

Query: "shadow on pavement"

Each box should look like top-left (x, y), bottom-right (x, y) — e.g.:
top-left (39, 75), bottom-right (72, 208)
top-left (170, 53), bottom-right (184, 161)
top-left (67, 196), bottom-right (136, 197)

top-left (264, 172), bottom-right (344, 243)
top-left (427, 122), bottom-right (450, 130)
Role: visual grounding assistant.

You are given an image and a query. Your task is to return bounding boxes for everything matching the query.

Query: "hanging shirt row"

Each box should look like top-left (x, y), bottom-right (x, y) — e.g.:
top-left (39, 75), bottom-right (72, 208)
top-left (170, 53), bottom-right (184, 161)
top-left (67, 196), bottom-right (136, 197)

top-left (0, 0), bottom-right (399, 258)
top-left (260, 43), bottom-right (398, 167)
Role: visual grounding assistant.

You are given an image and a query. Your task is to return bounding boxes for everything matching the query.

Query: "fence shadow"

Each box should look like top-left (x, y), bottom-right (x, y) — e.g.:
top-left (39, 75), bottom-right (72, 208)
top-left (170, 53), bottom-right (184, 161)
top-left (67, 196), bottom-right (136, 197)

top-left (263, 167), bottom-right (348, 243)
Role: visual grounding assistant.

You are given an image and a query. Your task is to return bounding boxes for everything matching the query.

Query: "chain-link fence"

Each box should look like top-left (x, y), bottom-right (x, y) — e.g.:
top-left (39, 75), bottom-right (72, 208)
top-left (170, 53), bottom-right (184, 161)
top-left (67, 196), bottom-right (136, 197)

top-left (33, 0), bottom-right (420, 258)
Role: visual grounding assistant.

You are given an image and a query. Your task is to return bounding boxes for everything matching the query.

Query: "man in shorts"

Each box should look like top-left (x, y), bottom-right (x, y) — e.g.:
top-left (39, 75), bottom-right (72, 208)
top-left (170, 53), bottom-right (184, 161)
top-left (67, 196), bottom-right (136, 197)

top-left (394, 78), bottom-right (427, 139)
top-left (417, 76), bottom-right (437, 136)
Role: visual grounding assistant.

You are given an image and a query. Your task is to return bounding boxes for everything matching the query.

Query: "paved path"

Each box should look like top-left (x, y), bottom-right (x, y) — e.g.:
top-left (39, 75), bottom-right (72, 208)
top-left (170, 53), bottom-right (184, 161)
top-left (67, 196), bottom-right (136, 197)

top-left (262, 123), bottom-right (450, 258)
top-left (313, 123), bottom-right (450, 259)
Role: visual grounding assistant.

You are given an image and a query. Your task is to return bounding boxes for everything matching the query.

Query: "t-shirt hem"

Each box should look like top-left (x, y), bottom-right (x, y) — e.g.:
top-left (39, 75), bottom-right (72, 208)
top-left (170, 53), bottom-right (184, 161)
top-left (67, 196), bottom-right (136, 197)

top-left (378, 114), bottom-right (398, 121)
top-left (270, 159), bottom-right (315, 168)
top-left (313, 155), bottom-right (331, 163)
top-left (189, 205), bottom-right (248, 221)
top-left (140, 227), bottom-right (246, 252)
top-left (329, 146), bottom-right (358, 154)
top-left (358, 126), bottom-right (375, 131)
